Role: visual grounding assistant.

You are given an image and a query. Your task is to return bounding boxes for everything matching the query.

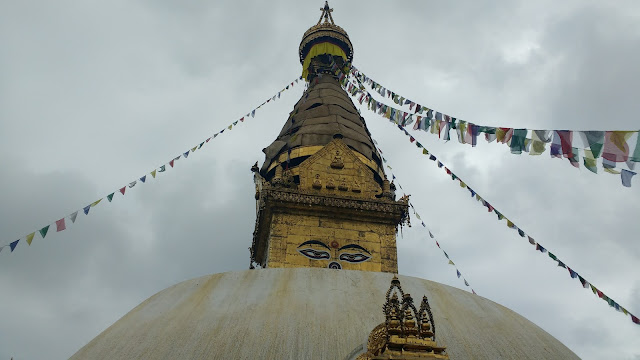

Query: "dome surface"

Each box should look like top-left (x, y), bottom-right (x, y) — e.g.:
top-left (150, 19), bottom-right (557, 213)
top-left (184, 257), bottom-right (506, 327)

top-left (71, 268), bottom-right (578, 360)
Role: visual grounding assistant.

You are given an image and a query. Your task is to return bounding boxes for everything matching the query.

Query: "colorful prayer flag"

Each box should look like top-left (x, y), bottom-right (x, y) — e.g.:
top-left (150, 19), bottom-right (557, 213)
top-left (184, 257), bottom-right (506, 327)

top-left (621, 169), bottom-right (636, 187)
top-left (56, 218), bottom-right (66, 232)
top-left (107, 193), bottom-right (114, 202)
top-left (26, 232), bottom-right (35, 245)
top-left (140, 175), bottom-right (146, 183)
top-left (39, 225), bottom-right (50, 239)
top-left (119, 186), bottom-right (126, 195)
top-left (83, 205), bottom-right (91, 215)
top-left (10, 240), bottom-right (19, 252)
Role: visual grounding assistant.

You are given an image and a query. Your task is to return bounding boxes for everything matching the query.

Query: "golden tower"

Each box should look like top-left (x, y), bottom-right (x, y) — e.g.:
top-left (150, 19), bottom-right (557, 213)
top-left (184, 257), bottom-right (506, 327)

top-left (250, 2), bottom-right (409, 273)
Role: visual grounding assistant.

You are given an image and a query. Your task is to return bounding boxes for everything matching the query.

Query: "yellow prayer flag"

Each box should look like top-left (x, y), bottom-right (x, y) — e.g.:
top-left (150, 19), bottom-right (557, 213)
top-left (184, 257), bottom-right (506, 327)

top-left (496, 128), bottom-right (506, 143)
top-left (610, 131), bottom-right (634, 152)
top-left (475, 194), bottom-right (481, 201)
top-left (26, 232), bottom-right (35, 246)
top-left (448, 260), bottom-right (455, 265)
top-left (91, 199), bottom-right (102, 207)
top-left (151, 170), bottom-right (157, 178)
top-left (507, 220), bottom-right (515, 228)
top-left (460, 181), bottom-right (466, 188)
top-left (422, 149), bottom-right (428, 155)
top-left (228, 125), bottom-right (232, 130)
top-left (604, 168), bottom-right (621, 174)
top-left (191, 146), bottom-right (197, 152)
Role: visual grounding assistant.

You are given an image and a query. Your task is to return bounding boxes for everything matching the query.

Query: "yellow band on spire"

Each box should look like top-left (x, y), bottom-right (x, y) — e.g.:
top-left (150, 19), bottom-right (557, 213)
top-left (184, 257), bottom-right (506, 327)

top-left (301, 42), bottom-right (347, 78)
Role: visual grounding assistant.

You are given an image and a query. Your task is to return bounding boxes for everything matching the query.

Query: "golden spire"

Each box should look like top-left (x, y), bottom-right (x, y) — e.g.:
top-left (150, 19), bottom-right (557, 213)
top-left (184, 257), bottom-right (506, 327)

top-left (318, 1), bottom-right (335, 25)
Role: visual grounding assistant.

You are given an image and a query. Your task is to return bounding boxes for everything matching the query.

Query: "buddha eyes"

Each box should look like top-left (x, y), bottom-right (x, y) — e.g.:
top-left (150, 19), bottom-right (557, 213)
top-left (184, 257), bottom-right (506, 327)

top-left (298, 248), bottom-right (331, 260)
top-left (339, 252), bottom-right (371, 263)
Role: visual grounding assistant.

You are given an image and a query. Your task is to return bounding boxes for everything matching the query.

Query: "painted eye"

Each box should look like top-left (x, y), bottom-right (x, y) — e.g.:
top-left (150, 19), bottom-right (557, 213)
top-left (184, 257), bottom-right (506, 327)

top-left (339, 252), bottom-right (371, 263)
top-left (298, 248), bottom-right (331, 260)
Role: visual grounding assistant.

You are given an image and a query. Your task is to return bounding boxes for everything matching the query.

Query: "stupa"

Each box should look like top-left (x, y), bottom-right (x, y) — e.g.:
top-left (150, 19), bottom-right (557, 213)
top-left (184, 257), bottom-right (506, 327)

top-left (70, 3), bottom-right (579, 359)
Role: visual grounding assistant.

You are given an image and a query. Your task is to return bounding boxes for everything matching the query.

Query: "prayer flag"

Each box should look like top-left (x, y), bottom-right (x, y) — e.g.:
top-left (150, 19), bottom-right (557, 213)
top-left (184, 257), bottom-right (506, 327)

top-left (10, 240), bottom-right (19, 252)
top-left (169, 160), bottom-right (175, 168)
top-left (448, 260), bottom-right (455, 265)
top-left (557, 261), bottom-right (566, 268)
top-left (429, 155), bottom-right (436, 161)
top-left (510, 129), bottom-right (527, 154)
top-left (603, 131), bottom-right (634, 162)
top-left (140, 175), bottom-right (146, 183)
top-left (507, 220), bottom-right (515, 228)
top-left (579, 131), bottom-right (605, 158)
top-left (251, 110), bottom-right (256, 117)
top-left (39, 225), bottom-right (50, 239)
top-left (83, 205), bottom-right (91, 215)
top-left (120, 186), bottom-right (126, 195)
top-left (583, 149), bottom-right (598, 174)
top-left (151, 170), bottom-right (157, 178)
top-left (464, 279), bottom-right (469, 286)
top-left (621, 169), bottom-right (636, 187)
top-left (198, 142), bottom-right (204, 149)
top-left (567, 267), bottom-right (578, 278)
top-left (429, 231), bottom-right (434, 239)
top-left (528, 236), bottom-right (535, 245)
top-left (549, 252), bottom-right (558, 261)
top-left (26, 232), bottom-right (35, 245)
top-left (91, 199), bottom-right (102, 207)
top-left (530, 130), bottom-right (552, 156)
top-left (107, 193), bottom-right (114, 202)
top-left (56, 218), bottom-right (66, 232)
top-left (517, 228), bottom-right (525, 237)
top-left (158, 165), bottom-right (166, 172)
top-left (70, 211), bottom-right (78, 223)
top-left (632, 315), bottom-right (640, 324)
top-left (184, 151), bottom-right (190, 158)
top-left (536, 244), bottom-right (547, 253)
top-left (457, 270), bottom-right (461, 278)
top-left (128, 181), bottom-right (136, 188)
top-left (578, 275), bottom-right (589, 288)
top-left (443, 251), bottom-right (449, 259)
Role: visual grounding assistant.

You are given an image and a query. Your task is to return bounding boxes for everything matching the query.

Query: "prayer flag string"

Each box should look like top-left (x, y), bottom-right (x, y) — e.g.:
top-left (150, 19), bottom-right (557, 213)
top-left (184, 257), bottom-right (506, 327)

top-left (373, 141), bottom-right (477, 294)
top-left (341, 68), bottom-right (639, 326)
top-left (349, 65), bottom-right (638, 187)
top-left (0, 77), bottom-right (302, 256)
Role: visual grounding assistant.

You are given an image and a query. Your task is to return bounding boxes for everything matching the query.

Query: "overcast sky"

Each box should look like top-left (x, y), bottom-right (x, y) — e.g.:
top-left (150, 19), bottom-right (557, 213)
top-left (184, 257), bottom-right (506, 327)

top-left (0, 1), bottom-right (639, 359)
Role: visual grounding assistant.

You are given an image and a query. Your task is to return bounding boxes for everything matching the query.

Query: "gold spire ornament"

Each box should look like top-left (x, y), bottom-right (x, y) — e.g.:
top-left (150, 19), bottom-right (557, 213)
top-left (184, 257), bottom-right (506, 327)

top-left (357, 276), bottom-right (449, 359)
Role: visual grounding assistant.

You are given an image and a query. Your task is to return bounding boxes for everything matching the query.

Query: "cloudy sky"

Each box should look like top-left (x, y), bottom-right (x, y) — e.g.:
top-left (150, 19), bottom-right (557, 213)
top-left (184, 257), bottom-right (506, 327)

top-left (1, 1), bottom-right (639, 359)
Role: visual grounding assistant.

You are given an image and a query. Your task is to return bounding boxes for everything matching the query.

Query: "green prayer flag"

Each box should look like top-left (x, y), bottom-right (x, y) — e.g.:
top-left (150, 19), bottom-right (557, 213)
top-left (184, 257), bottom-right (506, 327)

top-left (548, 252), bottom-right (557, 261)
top-left (39, 225), bottom-right (50, 239)
top-left (107, 193), bottom-right (114, 202)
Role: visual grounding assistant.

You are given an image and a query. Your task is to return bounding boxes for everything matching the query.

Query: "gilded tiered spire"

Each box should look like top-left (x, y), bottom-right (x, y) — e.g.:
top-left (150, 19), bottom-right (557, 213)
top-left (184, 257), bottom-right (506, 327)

top-left (250, 3), bottom-right (409, 273)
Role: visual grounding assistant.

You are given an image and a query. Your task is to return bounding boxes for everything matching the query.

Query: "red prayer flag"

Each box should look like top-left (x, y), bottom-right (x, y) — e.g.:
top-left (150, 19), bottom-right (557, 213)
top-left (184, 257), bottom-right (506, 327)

top-left (596, 290), bottom-right (604, 298)
top-left (169, 159), bottom-right (175, 168)
top-left (557, 131), bottom-right (574, 158)
top-left (632, 315), bottom-right (640, 324)
top-left (240, 117), bottom-right (244, 122)
top-left (119, 186), bottom-right (126, 195)
top-left (55, 218), bottom-right (66, 232)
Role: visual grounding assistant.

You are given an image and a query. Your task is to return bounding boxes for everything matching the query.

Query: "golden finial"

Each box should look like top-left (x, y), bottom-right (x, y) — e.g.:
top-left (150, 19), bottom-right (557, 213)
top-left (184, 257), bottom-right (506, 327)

top-left (318, 1), bottom-right (335, 25)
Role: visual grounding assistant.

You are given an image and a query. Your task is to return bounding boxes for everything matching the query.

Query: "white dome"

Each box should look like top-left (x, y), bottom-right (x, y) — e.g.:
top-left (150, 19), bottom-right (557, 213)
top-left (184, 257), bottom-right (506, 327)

top-left (71, 268), bottom-right (578, 359)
